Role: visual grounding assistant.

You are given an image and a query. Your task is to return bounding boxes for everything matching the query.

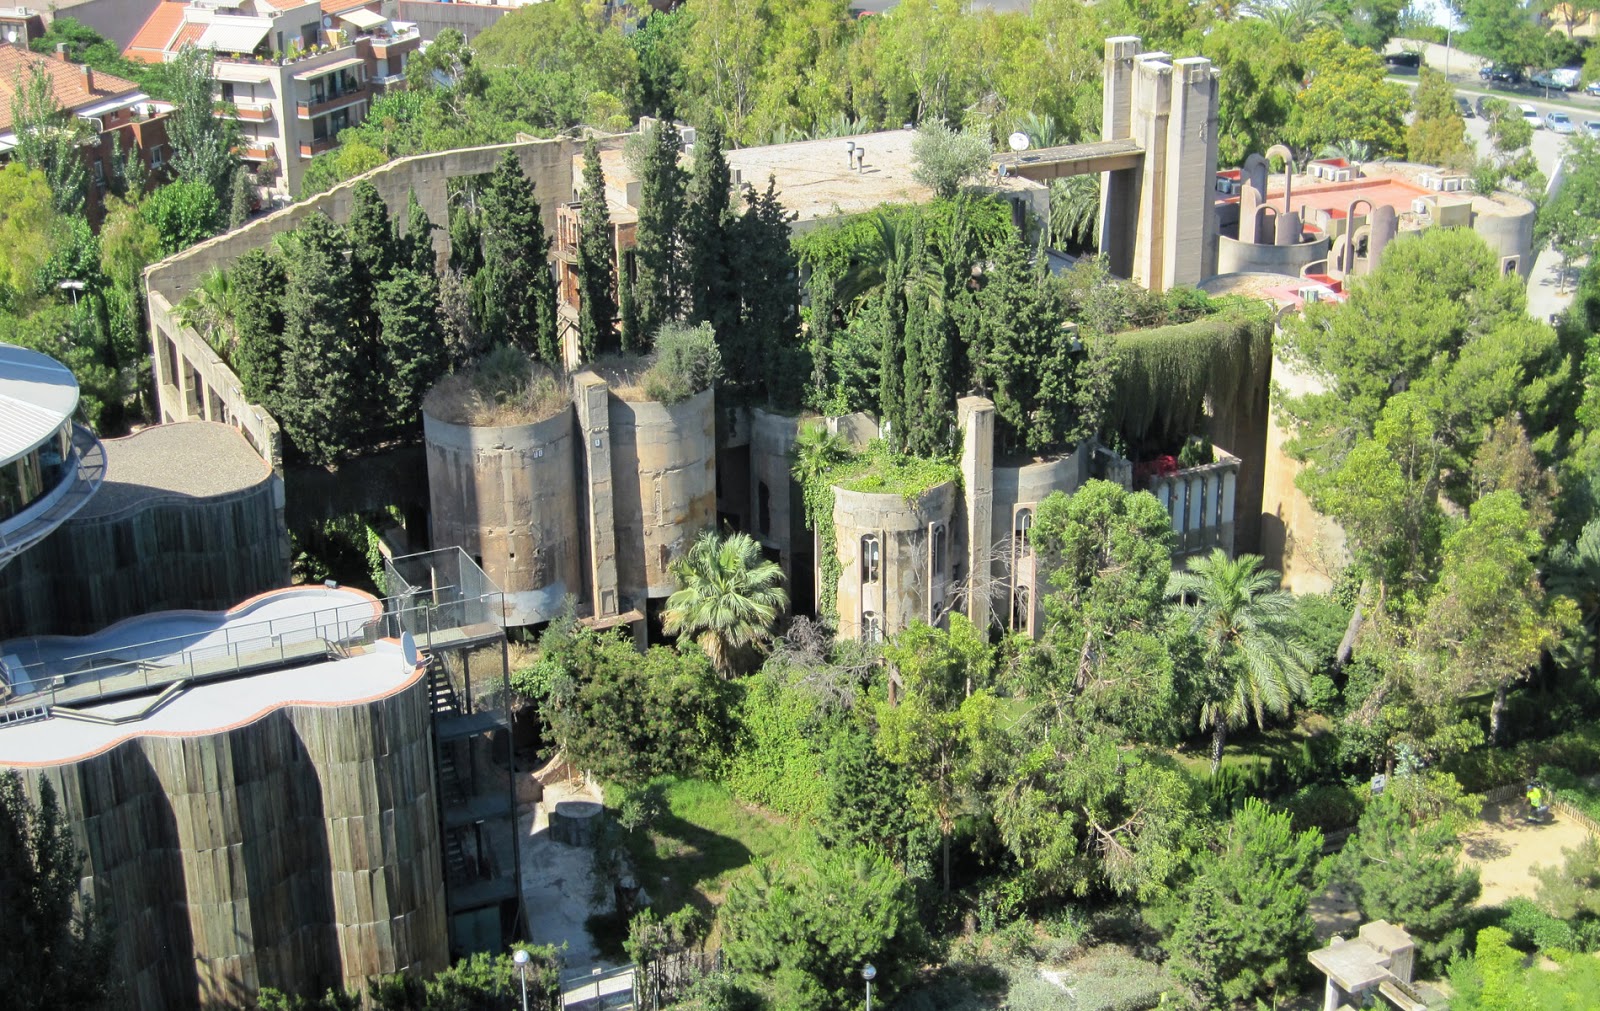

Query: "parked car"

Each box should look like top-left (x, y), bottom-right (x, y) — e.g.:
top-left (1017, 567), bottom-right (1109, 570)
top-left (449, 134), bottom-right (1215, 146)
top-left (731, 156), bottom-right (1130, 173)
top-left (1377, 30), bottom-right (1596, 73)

top-left (1547, 111), bottom-right (1576, 133)
top-left (1521, 103), bottom-right (1544, 129)
top-left (1457, 96), bottom-right (1475, 118)
top-left (1480, 64), bottom-right (1524, 85)
top-left (1588, 80), bottom-right (1600, 97)
top-left (1584, 120), bottom-right (1600, 140)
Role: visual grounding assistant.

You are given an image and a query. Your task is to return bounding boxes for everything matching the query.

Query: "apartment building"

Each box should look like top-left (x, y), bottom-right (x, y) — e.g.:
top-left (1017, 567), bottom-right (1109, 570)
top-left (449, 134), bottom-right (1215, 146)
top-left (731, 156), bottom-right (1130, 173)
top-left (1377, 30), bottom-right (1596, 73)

top-left (125, 0), bottom-right (419, 199)
top-left (0, 44), bottom-right (171, 228)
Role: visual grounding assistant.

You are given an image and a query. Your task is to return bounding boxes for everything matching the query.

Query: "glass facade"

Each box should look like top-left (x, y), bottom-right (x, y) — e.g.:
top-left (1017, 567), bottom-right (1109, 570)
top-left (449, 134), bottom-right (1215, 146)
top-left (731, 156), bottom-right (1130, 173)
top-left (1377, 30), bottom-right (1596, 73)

top-left (0, 422), bottom-right (74, 525)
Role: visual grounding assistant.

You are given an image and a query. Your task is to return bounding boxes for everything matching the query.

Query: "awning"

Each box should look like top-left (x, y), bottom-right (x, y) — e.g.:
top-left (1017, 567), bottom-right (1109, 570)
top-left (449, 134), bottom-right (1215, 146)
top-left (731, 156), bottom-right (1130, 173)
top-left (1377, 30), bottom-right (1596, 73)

top-left (293, 55), bottom-right (365, 81)
top-left (338, 8), bottom-right (387, 30)
top-left (195, 19), bottom-right (271, 54)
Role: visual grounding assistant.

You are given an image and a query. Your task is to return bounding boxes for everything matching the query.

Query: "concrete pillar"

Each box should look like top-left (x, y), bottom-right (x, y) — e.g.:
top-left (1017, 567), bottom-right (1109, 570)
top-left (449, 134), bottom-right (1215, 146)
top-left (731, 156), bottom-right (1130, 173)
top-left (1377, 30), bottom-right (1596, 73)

top-left (1369, 203), bottom-right (1398, 270)
top-left (1220, 468), bottom-right (1237, 556)
top-left (1154, 480), bottom-right (1171, 517)
top-left (1167, 479), bottom-right (1184, 540)
top-left (1161, 56), bottom-right (1220, 287)
top-left (1323, 978), bottom-right (1341, 1011)
top-left (1203, 469), bottom-right (1220, 549)
top-left (1130, 53), bottom-right (1172, 290)
top-left (958, 397), bottom-right (995, 633)
top-left (1099, 36), bottom-right (1142, 278)
top-left (1187, 473), bottom-right (1204, 555)
top-left (573, 372), bottom-right (620, 621)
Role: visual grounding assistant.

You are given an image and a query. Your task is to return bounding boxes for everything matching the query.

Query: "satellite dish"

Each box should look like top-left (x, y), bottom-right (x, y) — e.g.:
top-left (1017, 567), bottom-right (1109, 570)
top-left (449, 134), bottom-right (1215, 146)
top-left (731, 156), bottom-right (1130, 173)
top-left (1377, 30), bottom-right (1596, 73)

top-left (322, 14), bottom-right (333, 27)
top-left (1008, 132), bottom-right (1031, 152)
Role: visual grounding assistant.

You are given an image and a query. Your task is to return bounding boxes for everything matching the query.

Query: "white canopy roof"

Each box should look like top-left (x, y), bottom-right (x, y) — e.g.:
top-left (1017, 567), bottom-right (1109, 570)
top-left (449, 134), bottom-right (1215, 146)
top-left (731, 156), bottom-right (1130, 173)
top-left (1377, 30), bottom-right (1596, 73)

top-left (196, 18), bottom-right (271, 54)
top-left (338, 7), bottom-right (386, 30)
top-left (0, 344), bottom-right (78, 466)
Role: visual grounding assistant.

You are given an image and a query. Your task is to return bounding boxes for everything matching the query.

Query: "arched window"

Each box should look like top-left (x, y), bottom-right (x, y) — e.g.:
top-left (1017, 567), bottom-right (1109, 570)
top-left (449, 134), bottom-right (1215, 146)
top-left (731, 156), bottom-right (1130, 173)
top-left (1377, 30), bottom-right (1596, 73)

top-left (861, 534), bottom-right (881, 584)
top-left (931, 523), bottom-right (947, 576)
top-left (1013, 508), bottom-right (1033, 552)
top-left (862, 611), bottom-right (883, 645)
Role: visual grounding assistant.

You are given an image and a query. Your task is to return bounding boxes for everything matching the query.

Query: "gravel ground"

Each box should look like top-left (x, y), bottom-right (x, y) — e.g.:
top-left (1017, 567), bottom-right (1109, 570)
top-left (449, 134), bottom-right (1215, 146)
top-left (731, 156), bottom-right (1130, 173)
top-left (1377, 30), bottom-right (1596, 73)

top-left (81, 421), bottom-right (269, 518)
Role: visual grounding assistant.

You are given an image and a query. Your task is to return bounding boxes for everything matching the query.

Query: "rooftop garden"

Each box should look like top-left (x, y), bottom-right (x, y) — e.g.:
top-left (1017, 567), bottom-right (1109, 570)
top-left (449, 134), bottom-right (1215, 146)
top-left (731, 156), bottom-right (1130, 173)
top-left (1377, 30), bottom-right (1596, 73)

top-left (423, 345), bottom-right (566, 426)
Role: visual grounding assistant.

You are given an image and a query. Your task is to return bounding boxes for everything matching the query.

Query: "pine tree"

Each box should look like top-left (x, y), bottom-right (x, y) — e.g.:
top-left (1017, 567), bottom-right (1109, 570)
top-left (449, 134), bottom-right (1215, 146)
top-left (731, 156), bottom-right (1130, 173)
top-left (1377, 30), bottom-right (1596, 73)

top-left (729, 175), bottom-right (799, 401)
top-left (402, 190), bottom-right (436, 275)
top-left (576, 138), bottom-right (618, 360)
top-left (276, 212), bottom-right (362, 465)
top-left (231, 247), bottom-right (288, 405)
top-left (479, 151), bottom-right (558, 364)
top-left (684, 121), bottom-right (732, 332)
top-left (377, 267), bottom-right (448, 432)
top-left (974, 234), bottom-right (1074, 455)
top-left (634, 120), bottom-right (687, 344)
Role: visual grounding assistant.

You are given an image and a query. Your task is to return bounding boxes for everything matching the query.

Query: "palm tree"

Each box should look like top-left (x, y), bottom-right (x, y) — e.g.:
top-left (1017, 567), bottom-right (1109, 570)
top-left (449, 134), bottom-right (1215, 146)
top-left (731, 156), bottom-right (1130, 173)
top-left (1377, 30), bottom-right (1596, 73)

top-left (1049, 174), bottom-right (1100, 250)
top-left (1317, 140), bottom-right (1374, 167)
top-left (173, 266), bottom-right (239, 360)
top-left (1168, 550), bottom-right (1312, 771)
top-left (1245, 0), bottom-right (1335, 43)
top-left (663, 530), bottom-right (789, 677)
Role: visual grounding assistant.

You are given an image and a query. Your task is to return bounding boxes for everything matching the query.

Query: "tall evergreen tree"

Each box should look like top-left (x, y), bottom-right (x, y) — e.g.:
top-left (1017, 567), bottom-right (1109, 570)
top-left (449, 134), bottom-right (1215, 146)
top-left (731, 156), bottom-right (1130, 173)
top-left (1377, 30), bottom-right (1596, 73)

top-left (973, 235), bottom-right (1075, 455)
top-left (165, 43), bottom-right (238, 201)
top-left (634, 120), bottom-right (687, 344)
top-left (448, 188), bottom-right (483, 275)
top-left (684, 121), bottom-right (733, 332)
top-left (276, 212), bottom-right (361, 465)
top-left (377, 268), bottom-right (448, 432)
top-left (402, 190), bottom-right (437, 275)
top-left (347, 181), bottom-right (396, 285)
top-left (730, 175), bottom-right (799, 401)
top-left (231, 247), bottom-right (288, 405)
top-left (0, 772), bottom-right (112, 1010)
top-left (345, 181), bottom-right (398, 438)
top-left (479, 151), bottom-right (558, 364)
top-left (619, 257), bottom-right (640, 352)
top-left (876, 250), bottom-right (910, 446)
top-left (227, 167), bottom-right (253, 230)
top-left (576, 138), bottom-right (618, 360)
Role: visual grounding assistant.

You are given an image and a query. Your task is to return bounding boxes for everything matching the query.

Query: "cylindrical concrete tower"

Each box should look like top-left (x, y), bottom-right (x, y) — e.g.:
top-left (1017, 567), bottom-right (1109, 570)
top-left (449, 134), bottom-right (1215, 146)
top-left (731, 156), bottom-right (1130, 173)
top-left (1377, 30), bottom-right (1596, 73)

top-left (609, 387), bottom-right (717, 602)
top-left (832, 480), bottom-right (957, 642)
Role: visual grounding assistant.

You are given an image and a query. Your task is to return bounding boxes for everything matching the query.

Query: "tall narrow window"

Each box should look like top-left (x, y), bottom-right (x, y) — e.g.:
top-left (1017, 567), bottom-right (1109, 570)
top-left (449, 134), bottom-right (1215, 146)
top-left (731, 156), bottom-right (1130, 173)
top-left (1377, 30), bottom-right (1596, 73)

top-left (1013, 509), bottom-right (1033, 553)
top-left (931, 523), bottom-right (947, 576)
top-left (862, 611), bottom-right (882, 645)
top-left (860, 534), bottom-right (880, 584)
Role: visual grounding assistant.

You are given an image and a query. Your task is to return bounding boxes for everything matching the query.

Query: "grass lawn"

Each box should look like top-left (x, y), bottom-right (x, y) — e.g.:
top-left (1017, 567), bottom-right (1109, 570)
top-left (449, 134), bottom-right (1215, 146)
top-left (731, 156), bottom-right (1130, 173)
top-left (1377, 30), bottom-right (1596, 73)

top-left (1169, 719), bottom-right (1328, 781)
top-left (590, 776), bottom-right (801, 956)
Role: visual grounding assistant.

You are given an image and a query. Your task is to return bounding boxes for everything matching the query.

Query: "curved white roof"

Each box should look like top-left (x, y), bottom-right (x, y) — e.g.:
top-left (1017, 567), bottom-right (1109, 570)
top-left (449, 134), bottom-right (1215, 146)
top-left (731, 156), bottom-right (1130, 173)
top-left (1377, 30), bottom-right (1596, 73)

top-left (0, 343), bottom-right (79, 467)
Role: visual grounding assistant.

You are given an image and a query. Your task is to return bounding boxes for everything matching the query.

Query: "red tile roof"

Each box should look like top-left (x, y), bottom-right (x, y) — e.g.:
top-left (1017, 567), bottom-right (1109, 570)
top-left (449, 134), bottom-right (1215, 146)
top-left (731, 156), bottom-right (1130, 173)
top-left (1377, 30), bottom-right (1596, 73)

top-left (0, 46), bottom-right (142, 134)
top-left (322, 0), bottom-right (378, 12)
top-left (124, 2), bottom-right (189, 64)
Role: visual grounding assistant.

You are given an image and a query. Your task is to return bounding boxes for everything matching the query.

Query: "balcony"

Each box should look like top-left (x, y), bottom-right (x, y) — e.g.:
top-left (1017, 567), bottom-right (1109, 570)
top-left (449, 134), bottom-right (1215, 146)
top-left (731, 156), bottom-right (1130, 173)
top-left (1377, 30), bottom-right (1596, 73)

top-left (240, 144), bottom-right (275, 161)
top-left (367, 24), bottom-right (421, 54)
top-left (297, 87), bottom-right (367, 121)
top-left (1140, 446), bottom-right (1241, 558)
top-left (299, 136), bottom-right (337, 159)
top-left (216, 101), bottom-right (274, 123)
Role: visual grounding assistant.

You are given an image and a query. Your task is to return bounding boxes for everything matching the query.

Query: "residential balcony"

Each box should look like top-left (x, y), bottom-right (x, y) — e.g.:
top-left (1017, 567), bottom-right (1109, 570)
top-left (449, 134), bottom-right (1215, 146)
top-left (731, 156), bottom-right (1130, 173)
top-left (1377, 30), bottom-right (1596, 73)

top-left (296, 86), bottom-right (367, 121)
top-left (216, 101), bottom-right (274, 123)
top-left (367, 24), bottom-right (421, 54)
top-left (240, 144), bottom-right (275, 161)
top-left (299, 136), bottom-right (337, 159)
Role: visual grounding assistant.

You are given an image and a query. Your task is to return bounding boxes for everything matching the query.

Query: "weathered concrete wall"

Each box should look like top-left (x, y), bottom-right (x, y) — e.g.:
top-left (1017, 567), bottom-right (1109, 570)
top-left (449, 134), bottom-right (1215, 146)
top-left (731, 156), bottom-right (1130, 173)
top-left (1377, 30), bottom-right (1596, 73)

top-left (833, 481), bottom-right (956, 641)
top-left (748, 408), bottom-right (809, 564)
top-left (1259, 355), bottom-right (1346, 592)
top-left (1216, 233), bottom-right (1328, 277)
top-left (989, 448), bottom-right (1086, 636)
top-left (608, 388), bottom-right (717, 602)
top-left (573, 372), bottom-right (622, 621)
top-left (15, 676), bottom-right (446, 1010)
top-left (958, 398), bottom-right (995, 632)
top-left (397, 0), bottom-right (512, 42)
top-left (990, 448), bottom-right (1088, 547)
top-left (423, 406), bottom-right (583, 627)
top-left (1472, 203), bottom-right (1537, 280)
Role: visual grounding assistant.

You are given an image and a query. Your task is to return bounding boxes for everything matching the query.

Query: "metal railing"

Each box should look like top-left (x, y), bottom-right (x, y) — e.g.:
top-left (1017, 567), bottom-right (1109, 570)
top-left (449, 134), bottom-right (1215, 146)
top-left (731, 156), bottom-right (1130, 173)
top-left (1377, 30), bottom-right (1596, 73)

top-left (0, 548), bottom-right (505, 719)
top-left (0, 424), bottom-right (107, 570)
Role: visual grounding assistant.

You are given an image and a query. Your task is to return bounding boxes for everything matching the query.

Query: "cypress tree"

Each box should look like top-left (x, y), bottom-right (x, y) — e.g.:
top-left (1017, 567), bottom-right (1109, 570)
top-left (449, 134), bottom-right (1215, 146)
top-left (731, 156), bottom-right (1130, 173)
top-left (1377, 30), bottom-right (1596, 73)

top-left (227, 167), bottom-right (253, 230)
top-left (448, 188), bottom-right (483, 275)
top-left (634, 120), bottom-right (686, 344)
top-left (402, 189), bottom-right (436, 275)
top-left (479, 151), bottom-right (558, 364)
top-left (345, 181), bottom-right (397, 438)
top-left (231, 247), bottom-right (288, 405)
top-left (877, 254), bottom-right (908, 447)
top-left (276, 212), bottom-right (361, 465)
top-left (347, 181), bottom-right (396, 285)
top-left (576, 138), bottom-right (618, 360)
top-left (684, 121), bottom-right (732, 332)
top-left (377, 267), bottom-right (448, 432)
top-left (619, 259), bottom-right (640, 352)
top-left (730, 175), bottom-right (799, 401)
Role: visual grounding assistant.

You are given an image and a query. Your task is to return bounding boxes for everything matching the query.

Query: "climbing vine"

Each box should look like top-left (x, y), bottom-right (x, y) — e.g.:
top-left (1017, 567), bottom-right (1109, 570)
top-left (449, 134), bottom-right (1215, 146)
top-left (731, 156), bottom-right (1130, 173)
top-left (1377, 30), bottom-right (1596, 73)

top-left (1099, 308), bottom-right (1274, 452)
top-left (793, 430), bottom-right (961, 625)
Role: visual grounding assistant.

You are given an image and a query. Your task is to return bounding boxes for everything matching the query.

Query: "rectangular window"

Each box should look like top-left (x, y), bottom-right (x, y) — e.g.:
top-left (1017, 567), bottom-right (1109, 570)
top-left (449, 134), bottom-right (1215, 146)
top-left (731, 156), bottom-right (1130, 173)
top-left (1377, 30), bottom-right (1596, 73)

top-left (220, 82), bottom-right (235, 104)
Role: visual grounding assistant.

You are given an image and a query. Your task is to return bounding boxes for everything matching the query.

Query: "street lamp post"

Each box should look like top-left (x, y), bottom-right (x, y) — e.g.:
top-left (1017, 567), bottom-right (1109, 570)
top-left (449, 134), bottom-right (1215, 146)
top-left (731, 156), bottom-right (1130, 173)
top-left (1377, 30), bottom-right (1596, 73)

top-left (862, 963), bottom-right (877, 1011)
top-left (512, 948), bottom-right (531, 1011)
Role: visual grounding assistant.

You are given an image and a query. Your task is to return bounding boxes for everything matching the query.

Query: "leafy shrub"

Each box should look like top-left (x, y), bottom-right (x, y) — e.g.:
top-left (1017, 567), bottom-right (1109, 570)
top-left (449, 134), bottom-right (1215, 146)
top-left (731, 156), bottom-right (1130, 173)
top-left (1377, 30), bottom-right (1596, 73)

top-left (1279, 782), bottom-right (1366, 833)
top-left (1540, 765), bottom-right (1600, 822)
top-left (1498, 897), bottom-right (1579, 953)
top-left (643, 321), bottom-right (722, 403)
top-left (1443, 725), bottom-right (1600, 792)
top-left (910, 120), bottom-right (992, 199)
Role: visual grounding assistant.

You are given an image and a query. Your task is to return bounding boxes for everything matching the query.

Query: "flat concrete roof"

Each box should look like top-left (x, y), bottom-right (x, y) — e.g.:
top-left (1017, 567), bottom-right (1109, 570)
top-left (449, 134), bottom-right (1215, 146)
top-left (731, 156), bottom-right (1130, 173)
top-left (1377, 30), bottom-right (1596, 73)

top-left (1221, 162), bottom-right (1534, 221)
top-left (0, 639), bottom-right (424, 768)
top-left (0, 343), bottom-right (78, 467)
top-left (587, 128), bottom-right (1044, 228)
top-left (77, 421), bottom-right (271, 519)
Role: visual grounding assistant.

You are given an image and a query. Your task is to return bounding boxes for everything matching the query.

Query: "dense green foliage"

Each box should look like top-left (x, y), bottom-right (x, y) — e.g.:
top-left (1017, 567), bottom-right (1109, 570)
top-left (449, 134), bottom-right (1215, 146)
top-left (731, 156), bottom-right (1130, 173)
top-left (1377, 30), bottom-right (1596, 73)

top-left (0, 772), bottom-right (112, 1011)
top-left (251, 948), bottom-right (562, 1010)
top-left (663, 530), bottom-right (789, 675)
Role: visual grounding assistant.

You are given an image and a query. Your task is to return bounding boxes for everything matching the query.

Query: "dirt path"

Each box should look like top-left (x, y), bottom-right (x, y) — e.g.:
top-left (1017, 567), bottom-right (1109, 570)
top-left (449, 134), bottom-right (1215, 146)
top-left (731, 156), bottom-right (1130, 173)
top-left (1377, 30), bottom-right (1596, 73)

top-left (1460, 800), bottom-right (1593, 907)
top-left (1310, 800), bottom-right (1593, 941)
